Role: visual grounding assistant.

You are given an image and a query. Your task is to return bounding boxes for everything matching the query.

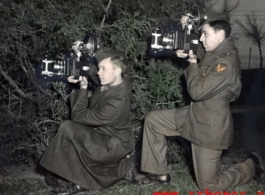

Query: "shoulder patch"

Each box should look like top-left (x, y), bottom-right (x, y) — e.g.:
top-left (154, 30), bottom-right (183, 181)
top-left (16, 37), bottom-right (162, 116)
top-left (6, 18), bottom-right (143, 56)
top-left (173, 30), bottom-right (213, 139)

top-left (213, 63), bottom-right (226, 73)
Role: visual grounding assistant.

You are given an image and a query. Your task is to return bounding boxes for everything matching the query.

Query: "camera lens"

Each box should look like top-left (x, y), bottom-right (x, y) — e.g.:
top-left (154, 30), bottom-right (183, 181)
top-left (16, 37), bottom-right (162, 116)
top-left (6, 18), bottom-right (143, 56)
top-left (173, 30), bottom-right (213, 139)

top-left (162, 35), bottom-right (173, 44)
top-left (78, 44), bottom-right (86, 50)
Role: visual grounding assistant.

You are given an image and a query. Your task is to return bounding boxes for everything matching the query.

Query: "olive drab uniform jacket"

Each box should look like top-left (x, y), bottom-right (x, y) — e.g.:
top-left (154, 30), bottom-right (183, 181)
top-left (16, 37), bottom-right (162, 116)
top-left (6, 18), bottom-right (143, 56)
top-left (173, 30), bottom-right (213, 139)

top-left (181, 38), bottom-right (241, 149)
top-left (40, 75), bottom-right (135, 190)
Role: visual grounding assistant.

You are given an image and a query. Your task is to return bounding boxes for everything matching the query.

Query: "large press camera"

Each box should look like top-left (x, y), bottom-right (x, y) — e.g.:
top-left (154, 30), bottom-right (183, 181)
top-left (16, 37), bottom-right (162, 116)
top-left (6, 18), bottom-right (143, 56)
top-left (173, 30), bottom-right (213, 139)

top-left (150, 6), bottom-right (205, 57)
top-left (38, 33), bottom-right (100, 89)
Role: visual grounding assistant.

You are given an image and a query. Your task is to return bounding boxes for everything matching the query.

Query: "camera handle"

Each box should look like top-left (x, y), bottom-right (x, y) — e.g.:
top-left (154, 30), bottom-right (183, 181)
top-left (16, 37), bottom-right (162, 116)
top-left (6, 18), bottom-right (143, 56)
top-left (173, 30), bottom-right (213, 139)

top-left (186, 24), bottom-right (193, 35)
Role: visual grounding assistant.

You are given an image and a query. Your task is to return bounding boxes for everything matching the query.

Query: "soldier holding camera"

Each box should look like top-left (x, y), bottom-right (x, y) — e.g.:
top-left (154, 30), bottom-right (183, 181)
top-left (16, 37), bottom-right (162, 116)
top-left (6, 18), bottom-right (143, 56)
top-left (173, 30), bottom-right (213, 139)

top-left (40, 49), bottom-right (135, 194)
top-left (140, 12), bottom-right (264, 190)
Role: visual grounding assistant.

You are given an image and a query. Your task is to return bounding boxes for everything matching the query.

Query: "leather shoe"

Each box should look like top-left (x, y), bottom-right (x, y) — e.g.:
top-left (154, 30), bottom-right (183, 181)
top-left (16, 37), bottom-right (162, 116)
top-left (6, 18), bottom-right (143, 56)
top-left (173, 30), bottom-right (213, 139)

top-left (46, 173), bottom-right (71, 189)
top-left (50, 183), bottom-right (87, 195)
top-left (247, 152), bottom-right (265, 180)
top-left (140, 173), bottom-right (171, 185)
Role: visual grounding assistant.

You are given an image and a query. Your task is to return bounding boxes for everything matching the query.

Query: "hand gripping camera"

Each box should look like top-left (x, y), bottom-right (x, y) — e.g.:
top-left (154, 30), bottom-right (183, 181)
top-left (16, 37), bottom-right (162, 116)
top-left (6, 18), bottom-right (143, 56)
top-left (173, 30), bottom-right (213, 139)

top-left (150, 6), bottom-right (205, 57)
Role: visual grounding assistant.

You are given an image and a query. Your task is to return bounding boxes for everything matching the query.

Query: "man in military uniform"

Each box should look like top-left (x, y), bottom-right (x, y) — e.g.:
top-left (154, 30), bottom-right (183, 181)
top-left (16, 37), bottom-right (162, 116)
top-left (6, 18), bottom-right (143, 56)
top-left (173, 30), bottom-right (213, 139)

top-left (140, 13), bottom-right (264, 191)
top-left (40, 49), bottom-right (135, 194)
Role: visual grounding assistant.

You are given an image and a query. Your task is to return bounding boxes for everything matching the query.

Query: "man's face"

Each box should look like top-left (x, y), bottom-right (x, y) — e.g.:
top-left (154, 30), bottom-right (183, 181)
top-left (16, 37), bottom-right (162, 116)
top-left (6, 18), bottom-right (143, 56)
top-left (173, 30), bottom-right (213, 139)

top-left (97, 57), bottom-right (120, 86)
top-left (199, 23), bottom-right (223, 52)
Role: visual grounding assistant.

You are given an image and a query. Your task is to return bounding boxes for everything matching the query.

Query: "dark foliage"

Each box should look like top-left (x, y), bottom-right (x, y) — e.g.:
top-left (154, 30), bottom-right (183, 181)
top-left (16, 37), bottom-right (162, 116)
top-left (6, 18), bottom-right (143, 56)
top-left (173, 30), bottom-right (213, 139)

top-left (0, 0), bottom-right (192, 164)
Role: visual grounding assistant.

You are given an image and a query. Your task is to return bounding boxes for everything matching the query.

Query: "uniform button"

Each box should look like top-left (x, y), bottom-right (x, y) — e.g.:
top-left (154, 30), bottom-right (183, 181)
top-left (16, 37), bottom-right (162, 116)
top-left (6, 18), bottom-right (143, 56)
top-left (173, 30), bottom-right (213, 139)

top-left (203, 73), bottom-right (206, 76)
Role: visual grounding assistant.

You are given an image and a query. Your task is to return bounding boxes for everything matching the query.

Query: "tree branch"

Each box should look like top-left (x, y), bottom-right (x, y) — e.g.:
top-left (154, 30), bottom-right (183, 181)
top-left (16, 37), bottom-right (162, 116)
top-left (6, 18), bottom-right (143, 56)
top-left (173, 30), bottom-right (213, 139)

top-left (100, 0), bottom-right (112, 27)
top-left (0, 64), bottom-right (29, 98)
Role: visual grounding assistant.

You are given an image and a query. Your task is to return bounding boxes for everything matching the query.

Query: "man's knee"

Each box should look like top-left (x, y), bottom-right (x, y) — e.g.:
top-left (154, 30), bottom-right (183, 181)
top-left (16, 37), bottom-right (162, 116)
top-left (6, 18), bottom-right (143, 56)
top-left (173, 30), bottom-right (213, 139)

top-left (58, 120), bottom-right (72, 132)
top-left (144, 111), bottom-right (160, 129)
top-left (145, 110), bottom-right (158, 122)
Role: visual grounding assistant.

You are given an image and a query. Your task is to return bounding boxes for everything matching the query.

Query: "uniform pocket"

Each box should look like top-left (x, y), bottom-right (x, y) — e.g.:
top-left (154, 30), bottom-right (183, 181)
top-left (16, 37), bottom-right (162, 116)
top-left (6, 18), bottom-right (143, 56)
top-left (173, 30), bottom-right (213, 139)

top-left (192, 103), bottom-right (211, 125)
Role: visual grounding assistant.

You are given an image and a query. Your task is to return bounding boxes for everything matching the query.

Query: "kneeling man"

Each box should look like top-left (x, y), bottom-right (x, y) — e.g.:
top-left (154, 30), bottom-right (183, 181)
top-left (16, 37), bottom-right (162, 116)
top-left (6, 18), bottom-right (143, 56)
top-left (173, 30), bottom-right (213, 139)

top-left (40, 49), bottom-right (135, 194)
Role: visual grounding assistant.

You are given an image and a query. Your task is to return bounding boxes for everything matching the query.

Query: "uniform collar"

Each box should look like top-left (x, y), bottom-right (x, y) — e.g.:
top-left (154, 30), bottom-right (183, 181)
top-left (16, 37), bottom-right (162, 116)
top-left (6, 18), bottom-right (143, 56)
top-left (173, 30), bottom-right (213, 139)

top-left (200, 38), bottom-right (235, 66)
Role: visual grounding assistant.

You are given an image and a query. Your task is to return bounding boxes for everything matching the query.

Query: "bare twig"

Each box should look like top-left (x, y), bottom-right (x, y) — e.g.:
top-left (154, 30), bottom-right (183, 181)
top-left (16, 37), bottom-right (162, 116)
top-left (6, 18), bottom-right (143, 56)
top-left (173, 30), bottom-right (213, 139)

top-left (38, 120), bottom-right (60, 125)
top-left (0, 65), bottom-right (29, 98)
top-left (220, 0), bottom-right (239, 13)
top-left (236, 13), bottom-right (265, 69)
top-left (19, 59), bottom-right (31, 78)
top-left (155, 100), bottom-right (182, 108)
top-left (100, 0), bottom-right (112, 27)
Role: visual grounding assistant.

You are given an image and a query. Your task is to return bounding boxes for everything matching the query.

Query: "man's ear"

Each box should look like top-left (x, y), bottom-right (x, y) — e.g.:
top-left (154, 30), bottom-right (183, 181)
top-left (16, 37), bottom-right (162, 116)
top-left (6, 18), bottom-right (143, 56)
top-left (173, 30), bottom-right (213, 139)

top-left (218, 29), bottom-right (225, 41)
top-left (114, 67), bottom-right (122, 76)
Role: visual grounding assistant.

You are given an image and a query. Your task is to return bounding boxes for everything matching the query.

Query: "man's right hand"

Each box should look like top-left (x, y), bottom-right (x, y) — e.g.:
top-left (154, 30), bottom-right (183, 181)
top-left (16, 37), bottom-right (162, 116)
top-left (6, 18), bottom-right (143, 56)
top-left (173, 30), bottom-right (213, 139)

top-left (180, 13), bottom-right (192, 29)
top-left (67, 76), bottom-right (88, 89)
top-left (67, 75), bottom-right (79, 83)
top-left (176, 50), bottom-right (188, 58)
top-left (176, 50), bottom-right (197, 64)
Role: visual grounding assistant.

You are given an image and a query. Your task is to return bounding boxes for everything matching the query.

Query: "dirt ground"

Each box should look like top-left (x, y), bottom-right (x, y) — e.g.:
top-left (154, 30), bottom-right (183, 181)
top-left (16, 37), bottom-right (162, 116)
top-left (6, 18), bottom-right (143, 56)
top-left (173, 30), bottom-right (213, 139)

top-left (0, 159), bottom-right (45, 182)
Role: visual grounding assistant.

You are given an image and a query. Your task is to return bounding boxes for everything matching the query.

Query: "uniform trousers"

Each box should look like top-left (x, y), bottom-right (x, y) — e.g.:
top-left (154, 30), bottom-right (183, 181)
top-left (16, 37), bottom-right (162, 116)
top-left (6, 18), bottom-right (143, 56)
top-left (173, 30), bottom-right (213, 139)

top-left (140, 107), bottom-right (255, 191)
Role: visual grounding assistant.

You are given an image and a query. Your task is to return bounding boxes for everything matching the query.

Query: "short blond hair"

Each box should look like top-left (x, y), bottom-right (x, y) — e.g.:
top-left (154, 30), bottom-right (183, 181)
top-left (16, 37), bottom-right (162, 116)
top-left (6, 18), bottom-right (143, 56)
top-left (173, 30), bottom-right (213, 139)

top-left (110, 56), bottom-right (126, 75)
